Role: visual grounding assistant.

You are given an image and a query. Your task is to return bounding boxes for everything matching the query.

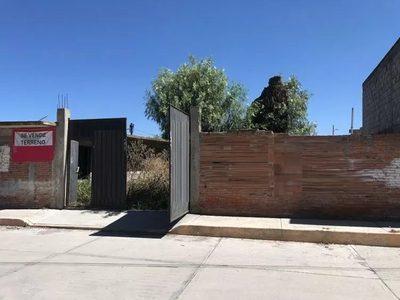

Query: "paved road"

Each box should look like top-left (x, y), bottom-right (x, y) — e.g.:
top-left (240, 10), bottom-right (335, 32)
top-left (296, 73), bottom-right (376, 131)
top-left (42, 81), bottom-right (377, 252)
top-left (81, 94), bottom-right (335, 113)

top-left (0, 227), bottom-right (399, 300)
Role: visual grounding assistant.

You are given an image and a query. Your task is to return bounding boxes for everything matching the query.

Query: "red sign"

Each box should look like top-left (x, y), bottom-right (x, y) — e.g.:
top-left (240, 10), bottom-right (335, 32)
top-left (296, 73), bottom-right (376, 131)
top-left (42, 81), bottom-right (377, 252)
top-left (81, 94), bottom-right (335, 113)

top-left (12, 128), bottom-right (56, 162)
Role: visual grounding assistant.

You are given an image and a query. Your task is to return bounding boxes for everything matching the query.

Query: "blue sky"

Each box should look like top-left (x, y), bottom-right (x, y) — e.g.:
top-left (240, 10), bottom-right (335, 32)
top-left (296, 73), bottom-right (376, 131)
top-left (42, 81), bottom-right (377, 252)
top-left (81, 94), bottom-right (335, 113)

top-left (1, 0), bottom-right (399, 136)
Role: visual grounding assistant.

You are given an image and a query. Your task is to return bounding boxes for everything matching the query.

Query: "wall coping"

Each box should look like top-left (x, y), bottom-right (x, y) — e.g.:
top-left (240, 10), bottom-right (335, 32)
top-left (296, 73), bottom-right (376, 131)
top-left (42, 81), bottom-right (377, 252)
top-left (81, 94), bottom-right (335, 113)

top-left (0, 121), bottom-right (56, 128)
top-left (201, 130), bottom-right (274, 136)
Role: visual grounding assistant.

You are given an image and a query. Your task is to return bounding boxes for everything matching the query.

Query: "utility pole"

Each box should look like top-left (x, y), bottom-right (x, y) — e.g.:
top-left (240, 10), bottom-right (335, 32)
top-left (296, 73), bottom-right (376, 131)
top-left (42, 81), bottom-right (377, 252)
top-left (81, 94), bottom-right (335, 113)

top-left (350, 107), bottom-right (354, 135)
top-left (332, 125), bottom-right (338, 136)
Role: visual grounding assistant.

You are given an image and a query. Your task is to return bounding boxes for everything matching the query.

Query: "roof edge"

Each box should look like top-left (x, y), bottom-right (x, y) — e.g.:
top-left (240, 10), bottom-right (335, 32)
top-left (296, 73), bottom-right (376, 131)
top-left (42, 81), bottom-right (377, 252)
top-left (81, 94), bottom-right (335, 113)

top-left (127, 134), bottom-right (168, 143)
top-left (363, 37), bottom-right (400, 86)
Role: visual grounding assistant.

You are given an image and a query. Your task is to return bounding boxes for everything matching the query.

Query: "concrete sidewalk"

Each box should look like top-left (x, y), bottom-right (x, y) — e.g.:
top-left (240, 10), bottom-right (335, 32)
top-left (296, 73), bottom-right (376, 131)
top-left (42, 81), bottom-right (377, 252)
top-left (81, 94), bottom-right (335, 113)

top-left (1, 210), bottom-right (399, 247)
top-left (170, 214), bottom-right (400, 247)
top-left (0, 209), bottom-right (171, 235)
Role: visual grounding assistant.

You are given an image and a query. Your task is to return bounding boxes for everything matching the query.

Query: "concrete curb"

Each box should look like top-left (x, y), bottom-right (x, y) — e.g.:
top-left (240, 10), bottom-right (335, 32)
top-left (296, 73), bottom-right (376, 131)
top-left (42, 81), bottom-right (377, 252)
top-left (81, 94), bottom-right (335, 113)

top-left (0, 218), bottom-right (31, 227)
top-left (3, 217), bottom-right (399, 246)
top-left (169, 225), bottom-right (400, 247)
top-left (0, 218), bottom-right (168, 236)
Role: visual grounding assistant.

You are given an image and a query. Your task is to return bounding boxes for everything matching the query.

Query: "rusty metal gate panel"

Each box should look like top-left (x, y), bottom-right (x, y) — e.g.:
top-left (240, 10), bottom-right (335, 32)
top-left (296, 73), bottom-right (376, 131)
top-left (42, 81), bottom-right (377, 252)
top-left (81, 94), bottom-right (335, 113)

top-left (92, 130), bottom-right (126, 209)
top-left (170, 105), bottom-right (190, 222)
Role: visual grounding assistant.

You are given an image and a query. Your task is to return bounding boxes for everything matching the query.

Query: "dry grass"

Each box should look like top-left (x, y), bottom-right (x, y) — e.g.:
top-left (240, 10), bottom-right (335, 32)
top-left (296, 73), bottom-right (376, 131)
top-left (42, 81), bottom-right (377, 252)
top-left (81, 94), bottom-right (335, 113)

top-left (126, 141), bottom-right (169, 210)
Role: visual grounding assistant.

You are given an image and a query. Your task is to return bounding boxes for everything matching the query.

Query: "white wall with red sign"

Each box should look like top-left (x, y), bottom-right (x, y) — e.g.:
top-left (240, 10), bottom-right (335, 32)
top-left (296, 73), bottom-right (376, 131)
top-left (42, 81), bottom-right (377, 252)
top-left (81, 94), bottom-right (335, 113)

top-left (12, 128), bottom-right (56, 162)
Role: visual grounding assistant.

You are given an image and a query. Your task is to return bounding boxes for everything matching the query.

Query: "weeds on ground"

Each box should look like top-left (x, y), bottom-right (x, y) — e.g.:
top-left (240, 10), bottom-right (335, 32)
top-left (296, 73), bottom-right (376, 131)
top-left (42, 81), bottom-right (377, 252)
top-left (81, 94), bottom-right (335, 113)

top-left (75, 177), bottom-right (92, 207)
top-left (126, 140), bottom-right (169, 210)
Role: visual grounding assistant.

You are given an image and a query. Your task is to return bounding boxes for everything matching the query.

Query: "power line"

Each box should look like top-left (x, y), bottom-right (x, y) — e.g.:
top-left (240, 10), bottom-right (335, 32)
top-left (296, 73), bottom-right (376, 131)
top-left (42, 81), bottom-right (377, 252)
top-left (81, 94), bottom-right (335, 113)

top-left (131, 129), bottom-right (159, 136)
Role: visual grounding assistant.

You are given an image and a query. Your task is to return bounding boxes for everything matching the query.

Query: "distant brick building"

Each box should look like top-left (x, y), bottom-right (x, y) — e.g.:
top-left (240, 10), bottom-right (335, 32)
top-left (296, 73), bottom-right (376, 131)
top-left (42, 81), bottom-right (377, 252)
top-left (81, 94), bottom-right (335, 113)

top-left (363, 38), bottom-right (400, 135)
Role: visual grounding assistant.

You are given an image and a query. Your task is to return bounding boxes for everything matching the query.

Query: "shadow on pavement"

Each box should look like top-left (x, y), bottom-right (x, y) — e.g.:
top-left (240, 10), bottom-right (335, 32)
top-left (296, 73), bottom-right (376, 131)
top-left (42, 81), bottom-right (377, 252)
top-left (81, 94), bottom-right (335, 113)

top-left (90, 211), bottom-right (178, 239)
top-left (66, 207), bottom-right (123, 218)
top-left (289, 218), bottom-right (400, 228)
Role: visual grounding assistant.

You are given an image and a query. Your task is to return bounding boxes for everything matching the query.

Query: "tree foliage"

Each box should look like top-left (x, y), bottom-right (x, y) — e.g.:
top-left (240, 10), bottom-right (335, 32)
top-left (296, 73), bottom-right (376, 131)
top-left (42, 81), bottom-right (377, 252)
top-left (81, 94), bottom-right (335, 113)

top-left (249, 75), bottom-right (316, 135)
top-left (144, 55), bottom-right (248, 139)
top-left (250, 76), bottom-right (289, 133)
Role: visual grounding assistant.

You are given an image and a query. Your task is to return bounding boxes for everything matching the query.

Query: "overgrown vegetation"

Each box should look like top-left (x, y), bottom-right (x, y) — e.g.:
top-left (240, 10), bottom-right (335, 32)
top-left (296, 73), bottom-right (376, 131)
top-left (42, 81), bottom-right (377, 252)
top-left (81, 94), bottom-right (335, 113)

top-left (74, 141), bottom-right (169, 210)
top-left (249, 75), bottom-right (316, 135)
top-left (126, 140), bottom-right (169, 210)
top-left (76, 177), bottom-right (92, 207)
top-left (145, 54), bottom-right (248, 139)
top-left (145, 55), bottom-right (317, 136)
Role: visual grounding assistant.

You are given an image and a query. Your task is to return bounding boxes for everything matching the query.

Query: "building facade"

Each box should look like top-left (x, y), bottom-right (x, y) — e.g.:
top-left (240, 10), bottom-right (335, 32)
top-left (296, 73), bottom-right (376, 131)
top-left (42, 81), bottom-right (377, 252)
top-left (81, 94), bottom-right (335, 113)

top-left (363, 38), bottom-right (400, 135)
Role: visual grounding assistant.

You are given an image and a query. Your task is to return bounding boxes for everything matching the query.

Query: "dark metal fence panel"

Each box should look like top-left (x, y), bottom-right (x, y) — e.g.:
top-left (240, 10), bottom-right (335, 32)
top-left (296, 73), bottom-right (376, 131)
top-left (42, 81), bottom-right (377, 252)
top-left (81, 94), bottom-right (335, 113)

top-left (170, 105), bottom-right (190, 222)
top-left (69, 118), bottom-right (127, 142)
top-left (92, 130), bottom-right (126, 209)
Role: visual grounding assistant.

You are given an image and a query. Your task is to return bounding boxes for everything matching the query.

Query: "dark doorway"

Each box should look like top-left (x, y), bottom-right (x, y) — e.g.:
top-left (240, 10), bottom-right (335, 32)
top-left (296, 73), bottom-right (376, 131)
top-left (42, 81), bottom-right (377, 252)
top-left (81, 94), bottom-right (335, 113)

top-left (78, 146), bottom-right (92, 179)
top-left (68, 118), bottom-right (127, 209)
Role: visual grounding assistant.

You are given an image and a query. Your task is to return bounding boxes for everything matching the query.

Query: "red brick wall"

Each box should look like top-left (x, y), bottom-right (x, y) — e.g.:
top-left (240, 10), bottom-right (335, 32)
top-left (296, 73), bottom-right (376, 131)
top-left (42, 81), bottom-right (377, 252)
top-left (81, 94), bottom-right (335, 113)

top-left (0, 128), bottom-right (54, 208)
top-left (199, 131), bottom-right (400, 220)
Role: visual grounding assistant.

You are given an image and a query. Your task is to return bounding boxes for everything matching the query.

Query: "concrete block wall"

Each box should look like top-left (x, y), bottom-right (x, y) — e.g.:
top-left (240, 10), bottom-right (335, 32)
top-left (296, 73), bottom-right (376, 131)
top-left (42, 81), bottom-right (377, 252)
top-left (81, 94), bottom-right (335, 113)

top-left (199, 131), bottom-right (400, 220)
top-left (363, 38), bottom-right (400, 134)
top-left (0, 128), bottom-right (55, 208)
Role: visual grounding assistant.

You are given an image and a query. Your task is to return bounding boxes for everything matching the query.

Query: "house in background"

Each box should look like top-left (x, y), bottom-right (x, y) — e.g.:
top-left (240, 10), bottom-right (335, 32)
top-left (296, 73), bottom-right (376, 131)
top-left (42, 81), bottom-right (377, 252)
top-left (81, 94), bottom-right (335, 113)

top-left (128, 134), bottom-right (168, 155)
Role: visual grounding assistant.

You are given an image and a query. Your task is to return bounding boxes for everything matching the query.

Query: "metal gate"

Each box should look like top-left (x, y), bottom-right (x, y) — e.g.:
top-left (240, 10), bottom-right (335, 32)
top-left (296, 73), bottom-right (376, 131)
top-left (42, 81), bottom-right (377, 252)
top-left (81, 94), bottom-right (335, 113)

top-left (67, 140), bottom-right (79, 206)
top-left (92, 130), bottom-right (127, 209)
top-left (170, 105), bottom-right (190, 222)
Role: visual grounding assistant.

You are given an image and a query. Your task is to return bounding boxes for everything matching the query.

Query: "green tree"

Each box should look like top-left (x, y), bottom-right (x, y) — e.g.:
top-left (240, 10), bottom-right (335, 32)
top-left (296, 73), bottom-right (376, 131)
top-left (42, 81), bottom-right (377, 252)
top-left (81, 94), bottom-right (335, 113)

top-left (249, 76), bottom-right (289, 133)
top-left (249, 75), bottom-right (316, 135)
top-left (145, 55), bottom-right (248, 139)
top-left (284, 75), bottom-right (316, 135)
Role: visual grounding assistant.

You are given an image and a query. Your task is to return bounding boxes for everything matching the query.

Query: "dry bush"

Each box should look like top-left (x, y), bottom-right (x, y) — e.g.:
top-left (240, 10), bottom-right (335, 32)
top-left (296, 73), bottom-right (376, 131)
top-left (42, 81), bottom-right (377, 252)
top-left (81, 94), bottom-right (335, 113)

top-left (75, 176), bottom-right (91, 207)
top-left (126, 140), bottom-right (169, 210)
top-left (127, 140), bottom-right (156, 171)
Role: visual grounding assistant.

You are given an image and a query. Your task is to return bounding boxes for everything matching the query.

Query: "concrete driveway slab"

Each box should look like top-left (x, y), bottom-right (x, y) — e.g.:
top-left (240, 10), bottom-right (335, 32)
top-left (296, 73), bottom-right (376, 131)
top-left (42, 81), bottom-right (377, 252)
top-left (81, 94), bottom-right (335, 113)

top-left (179, 267), bottom-right (397, 300)
top-left (0, 261), bottom-right (196, 300)
top-left (352, 245), bottom-right (400, 298)
top-left (205, 238), bottom-right (375, 279)
top-left (0, 227), bottom-right (99, 253)
top-left (1, 227), bottom-right (399, 300)
top-left (0, 249), bottom-right (51, 277)
top-left (69, 234), bottom-right (220, 265)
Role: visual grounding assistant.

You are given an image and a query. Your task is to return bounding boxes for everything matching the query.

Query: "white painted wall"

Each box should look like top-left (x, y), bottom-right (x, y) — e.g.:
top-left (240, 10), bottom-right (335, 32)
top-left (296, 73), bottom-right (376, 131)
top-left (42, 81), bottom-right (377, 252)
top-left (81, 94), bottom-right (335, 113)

top-left (0, 145), bottom-right (10, 172)
top-left (357, 158), bottom-right (400, 188)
